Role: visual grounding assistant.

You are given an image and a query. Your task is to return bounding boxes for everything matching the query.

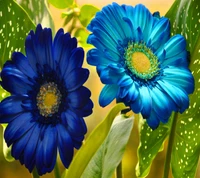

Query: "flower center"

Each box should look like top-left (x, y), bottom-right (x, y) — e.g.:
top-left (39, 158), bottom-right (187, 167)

top-left (37, 82), bottom-right (62, 117)
top-left (125, 42), bottom-right (160, 80)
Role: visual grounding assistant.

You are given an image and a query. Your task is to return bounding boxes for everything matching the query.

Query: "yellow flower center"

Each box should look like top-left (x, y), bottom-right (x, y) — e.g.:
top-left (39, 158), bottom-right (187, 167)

top-left (37, 82), bottom-right (61, 117)
top-left (131, 52), bottom-right (151, 73)
top-left (124, 42), bottom-right (160, 80)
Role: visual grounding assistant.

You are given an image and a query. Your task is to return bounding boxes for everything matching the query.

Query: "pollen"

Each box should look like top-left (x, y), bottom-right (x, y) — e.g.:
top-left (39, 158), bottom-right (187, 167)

top-left (132, 52), bottom-right (151, 73)
top-left (37, 82), bottom-right (62, 117)
top-left (125, 42), bottom-right (160, 80)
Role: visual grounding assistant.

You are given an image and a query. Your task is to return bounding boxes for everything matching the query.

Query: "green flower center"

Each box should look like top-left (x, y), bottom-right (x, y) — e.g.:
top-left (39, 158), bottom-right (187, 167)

top-left (37, 82), bottom-right (62, 117)
top-left (124, 42), bottom-right (160, 80)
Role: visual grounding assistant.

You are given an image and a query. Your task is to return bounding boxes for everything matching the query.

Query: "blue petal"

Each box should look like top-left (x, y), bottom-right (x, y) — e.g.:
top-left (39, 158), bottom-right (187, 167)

top-left (62, 109), bottom-right (87, 137)
top-left (25, 25), bottom-right (54, 71)
top-left (163, 34), bottom-right (186, 59)
top-left (157, 80), bottom-right (189, 113)
top-left (150, 86), bottom-right (175, 123)
top-left (24, 124), bottom-right (40, 172)
top-left (42, 126), bottom-right (57, 169)
top-left (161, 50), bottom-right (188, 67)
top-left (146, 110), bottom-right (160, 130)
top-left (1, 62), bottom-right (33, 94)
top-left (64, 68), bottom-right (89, 92)
top-left (4, 112), bottom-right (35, 147)
top-left (67, 86), bottom-right (91, 109)
top-left (124, 83), bottom-right (139, 102)
top-left (99, 84), bottom-right (118, 107)
top-left (147, 17), bottom-right (170, 51)
top-left (117, 74), bottom-right (133, 87)
top-left (56, 124), bottom-right (74, 168)
top-left (131, 4), bottom-right (154, 42)
top-left (139, 86), bottom-right (152, 118)
top-left (130, 94), bottom-right (142, 113)
top-left (12, 52), bottom-right (37, 79)
top-left (162, 67), bottom-right (194, 94)
top-left (0, 95), bottom-right (28, 122)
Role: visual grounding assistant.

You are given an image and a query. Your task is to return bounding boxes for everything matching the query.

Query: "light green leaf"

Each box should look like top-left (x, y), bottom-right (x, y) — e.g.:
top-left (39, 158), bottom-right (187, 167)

top-left (0, 0), bottom-right (35, 68)
top-left (2, 127), bottom-right (14, 162)
top-left (48, 0), bottom-right (73, 9)
top-left (166, 0), bottom-right (200, 177)
top-left (16, 0), bottom-right (54, 31)
top-left (0, 86), bottom-right (10, 101)
top-left (82, 115), bottom-right (134, 178)
top-left (136, 115), bottom-right (172, 178)
top-left (79, 5), bottom-right (99, 27)
top-left (64, 103), bottom-right (126, 178)
top-left (74, 28), bottom-right (93, 48)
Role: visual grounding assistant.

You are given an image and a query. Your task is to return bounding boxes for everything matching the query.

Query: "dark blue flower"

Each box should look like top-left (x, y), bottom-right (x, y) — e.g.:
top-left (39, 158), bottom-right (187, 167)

top-left (87, 3), bottom-right (194, 129)
top-left (0, 24), bottom-right (93, 175)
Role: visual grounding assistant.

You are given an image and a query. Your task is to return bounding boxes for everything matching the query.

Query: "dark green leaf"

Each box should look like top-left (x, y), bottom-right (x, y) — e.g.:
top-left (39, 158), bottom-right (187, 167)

top-left (136, 115), bottom-right (172, 177)
top-left (64, 103), bottom-right (127, 178)
top-left (79, 5), bottom-right (99, 27)
top-left (166, 0), bottom-right (200, 177)
top-left (48, 0), bottom-right (73, 9)
top-left (63, 13), bottom-right (73, 26)
top-left (16, 0), bottom-right (54, 31)
top-left (82, 115), bottom-right (134, 178)
top-left (0, 0), bottom-right (35, 68)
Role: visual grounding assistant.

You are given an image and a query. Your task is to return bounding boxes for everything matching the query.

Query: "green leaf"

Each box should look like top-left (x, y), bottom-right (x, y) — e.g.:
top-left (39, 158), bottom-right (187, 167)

top-left (136, 115), bottom-right (172, 177)
top-left (74, 28), bottom-right (93, 48)
top-left (63, 13), bottom-right (73, 26)
top-left (82, 115), bottom-right (134, 178)
top-left (0, 86), bottom-right (10, 101)
top-left (0, 0), bottom-right (35, 68)
top-left (79, 5), bottom-right (99, 27)
top-left (2, 127), bottom-right (14, 162)
top-left (64, 103), bottom-right (126, 178)
top-left (48, 0), bottom-right (73, 9)
top-left (16, 0), bottom-right (54, 31)
top-left (166, 0), bottom-right (200, 177)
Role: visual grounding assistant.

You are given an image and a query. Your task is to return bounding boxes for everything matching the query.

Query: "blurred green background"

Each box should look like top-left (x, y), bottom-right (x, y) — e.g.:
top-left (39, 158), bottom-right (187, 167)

top-left (0, 0), bottom-right (200, 178)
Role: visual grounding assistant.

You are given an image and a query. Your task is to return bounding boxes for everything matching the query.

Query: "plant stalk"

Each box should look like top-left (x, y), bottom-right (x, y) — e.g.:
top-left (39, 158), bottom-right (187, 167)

top-left (54, 161), bottom-right (61, 178)
top-left (116, 161), bottom-right (123, 178)
top-left (163, 112), bottom-right (178, 178)
top-left (32, 167), bottom-right (40, 178)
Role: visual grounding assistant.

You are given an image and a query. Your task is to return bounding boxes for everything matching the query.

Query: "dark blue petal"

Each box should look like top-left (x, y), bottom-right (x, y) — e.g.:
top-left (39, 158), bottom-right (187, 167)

top-left (4, 112), bottom-right (35, 146)
top-left (62, 109), bottom-right (87, 136)
top-left (99, 84), bottom-right (118, 107)
top-left (23, 124), bottom-right (40, 172)
top-left (11, 52), bottom-right (37, 79)
top-left (11, 125), bottom-right (34, 159)
top-left (130, 94), bottom-right (142, 113)
top-left (56, 124), bottom-right (74, 168)
top-left (67, 86), bottom-right (91, 109)
top-left (64, 68), bottom-right (89, 92)
top-left (42, 126), bottom-right (57, 169)
top-left (1, 62), bottom-right (33, 94)
top-left (0, 95), bottom-right (29, 123)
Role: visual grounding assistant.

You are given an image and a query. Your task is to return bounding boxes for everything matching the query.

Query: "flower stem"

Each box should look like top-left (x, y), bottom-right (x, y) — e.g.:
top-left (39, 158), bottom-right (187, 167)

top-left (32, 167), bottom-right (40, 178)
top-left (54, 161), bottom-right (61, 178)
top-left (116, 161), bottom-right (123, 178)
top-left (163, 112), bottom-right (178, 178)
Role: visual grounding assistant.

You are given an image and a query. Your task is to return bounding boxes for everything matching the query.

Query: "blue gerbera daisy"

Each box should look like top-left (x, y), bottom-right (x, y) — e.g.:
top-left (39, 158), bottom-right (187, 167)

top-left (0, 24), bottom-right (93, 175)
top-left (87, 3), bottom-right (194, 129)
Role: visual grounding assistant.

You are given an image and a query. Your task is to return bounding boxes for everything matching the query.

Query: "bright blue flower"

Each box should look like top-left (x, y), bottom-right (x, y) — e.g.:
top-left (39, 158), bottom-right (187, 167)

top-left (87, 3), bottom-right (194, 129)
top-left (0, 24), bottom-right (93, 175)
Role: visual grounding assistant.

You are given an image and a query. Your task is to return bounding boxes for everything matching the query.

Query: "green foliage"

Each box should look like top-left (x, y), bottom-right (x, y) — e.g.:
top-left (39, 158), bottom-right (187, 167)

top-left (0, 0), bottom-right (35, 68)
top-left (136, 115), bottom-right (172, 177)
top-left (48, 0), bottom-right (73, 9)
top-left (79, 5), bottom-right (99, 27)
top-left (82, 115), bottom-right (134, 178)
top-left (16, 0), bottom-right (54, 31)
top-left (64, 103), bottom-right (127, 178)
top-left (2, 127), bottom-right (14, 162)
top-left (137, 0), bottom-right (200, 177)
top-left (166, 0), bottom-right (200, 177)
